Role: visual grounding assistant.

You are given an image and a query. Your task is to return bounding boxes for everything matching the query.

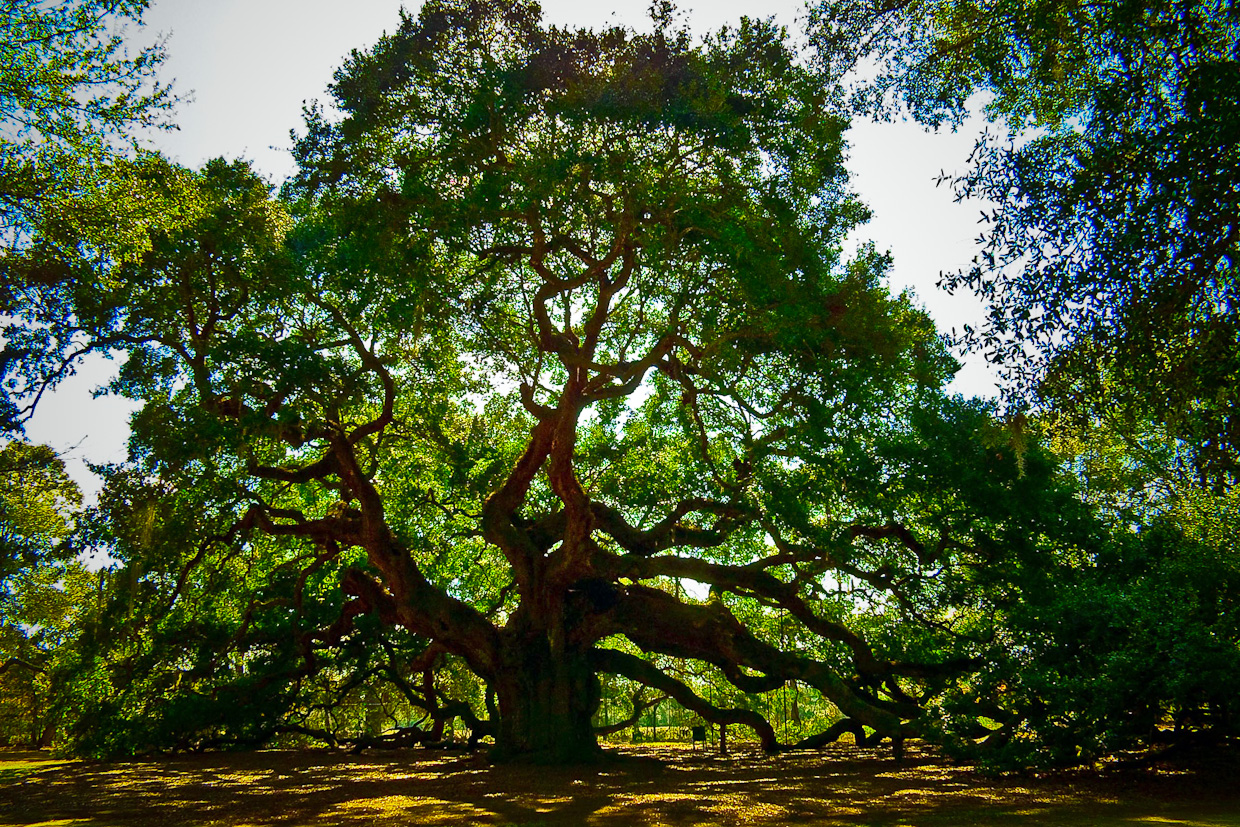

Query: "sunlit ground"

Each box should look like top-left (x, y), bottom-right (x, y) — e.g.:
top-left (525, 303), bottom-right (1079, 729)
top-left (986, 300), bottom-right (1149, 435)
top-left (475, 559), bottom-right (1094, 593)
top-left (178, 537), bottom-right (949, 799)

top-left (2, 742), bottom-right (1238, 826)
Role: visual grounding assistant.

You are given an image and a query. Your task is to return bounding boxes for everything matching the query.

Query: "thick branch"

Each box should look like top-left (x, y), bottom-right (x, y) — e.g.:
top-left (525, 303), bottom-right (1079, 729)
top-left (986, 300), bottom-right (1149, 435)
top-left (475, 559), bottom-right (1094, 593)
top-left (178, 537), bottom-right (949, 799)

top-left (592, 648), bottom-right (779, 752)
top-left (790, 718), bottom-right (884, 750)
top-left (616, 553), bottom-right (887, 676)
top-left (325, 436), bottom-right (501, 675)
top-left (0, 657), bottom-right (44, 676)
top-left (481, 416), bottom-right (557, 591)
top-left (247, 452), bottom-right (339, 485)
top-left (611, 585), bottom-right (919, 738)
top-left (593, 688), bottom-right (666, 736)
top-left (590, 498), bottom-right (751, 556)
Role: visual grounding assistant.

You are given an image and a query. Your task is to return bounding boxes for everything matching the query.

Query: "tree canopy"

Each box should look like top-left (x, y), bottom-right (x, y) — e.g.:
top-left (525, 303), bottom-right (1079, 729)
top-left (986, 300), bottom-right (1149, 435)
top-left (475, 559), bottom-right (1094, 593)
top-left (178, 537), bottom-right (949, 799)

top-left (3, 0), bottom-right (1044, 761)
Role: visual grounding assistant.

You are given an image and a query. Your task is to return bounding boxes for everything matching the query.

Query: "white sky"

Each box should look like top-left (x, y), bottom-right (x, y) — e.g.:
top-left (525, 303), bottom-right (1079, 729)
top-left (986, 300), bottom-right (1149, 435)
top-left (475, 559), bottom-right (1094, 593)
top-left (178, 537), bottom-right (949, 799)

top-left (24, 0), bottom-right (998, 496)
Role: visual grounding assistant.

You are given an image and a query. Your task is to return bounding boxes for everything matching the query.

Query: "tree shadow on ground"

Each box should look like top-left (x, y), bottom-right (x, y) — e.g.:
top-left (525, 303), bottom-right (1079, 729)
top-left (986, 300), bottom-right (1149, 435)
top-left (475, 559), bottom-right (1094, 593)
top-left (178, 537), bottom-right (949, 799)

top-left (2, 742), bottom-right (1238, 826)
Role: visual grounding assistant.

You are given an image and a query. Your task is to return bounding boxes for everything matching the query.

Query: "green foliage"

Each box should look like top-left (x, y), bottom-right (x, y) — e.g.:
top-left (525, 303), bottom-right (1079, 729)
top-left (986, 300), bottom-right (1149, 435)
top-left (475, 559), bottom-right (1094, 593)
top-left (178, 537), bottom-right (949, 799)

top-left (0, 0), bottom-right (183, 434)
top-left (52, 467), bottom-right (453, 758)
top-left (4, 155), bottom-right (291, 433)
top-left (0, 0), bottom-right (169, 153)
top-left (0, 441), bottom-right (85, 746)
top-left (811, 0), bottom-right (1240, 484)
top-left (935, 511), bottom-right (1240, 769)
top-left (0, 442), bottom-right (81, 573)
top-left (803, 2), bottom-right (1240, 764)
top-left (922, 408), bottom-right (1240, 769)
top-left (0, 1), bottom-right (176, 323)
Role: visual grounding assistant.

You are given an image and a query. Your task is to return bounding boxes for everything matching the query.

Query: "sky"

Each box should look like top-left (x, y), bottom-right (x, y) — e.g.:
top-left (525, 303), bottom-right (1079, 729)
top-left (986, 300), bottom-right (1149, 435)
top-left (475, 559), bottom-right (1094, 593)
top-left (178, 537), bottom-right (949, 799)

top-left (24, 0), bottom-right (998, 496)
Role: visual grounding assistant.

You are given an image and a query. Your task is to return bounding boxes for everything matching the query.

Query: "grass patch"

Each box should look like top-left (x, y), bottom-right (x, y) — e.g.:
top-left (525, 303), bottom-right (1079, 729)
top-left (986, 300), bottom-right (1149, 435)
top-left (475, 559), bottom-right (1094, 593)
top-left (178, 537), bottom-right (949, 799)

top-left (0, 752), bottom-right (74, 786)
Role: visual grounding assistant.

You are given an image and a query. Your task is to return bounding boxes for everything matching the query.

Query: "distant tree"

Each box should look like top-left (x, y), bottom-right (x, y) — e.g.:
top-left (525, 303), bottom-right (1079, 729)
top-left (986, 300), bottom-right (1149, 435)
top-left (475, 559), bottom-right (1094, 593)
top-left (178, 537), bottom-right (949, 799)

top-left (0, 441), bottom-right (86, 746)
top-left (0, 442), bottom-right (80, 592)
top-left (805, 0), bottom-right (1240, 766)
top-left (810, 0), bottom-right (1240, 485)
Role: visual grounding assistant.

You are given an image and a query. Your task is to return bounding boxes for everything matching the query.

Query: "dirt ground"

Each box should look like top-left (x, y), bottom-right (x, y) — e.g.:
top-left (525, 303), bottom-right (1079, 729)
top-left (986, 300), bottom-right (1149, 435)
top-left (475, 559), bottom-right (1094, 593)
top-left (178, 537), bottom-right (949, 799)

top-left (2, 741), bottom-right (1238, 826)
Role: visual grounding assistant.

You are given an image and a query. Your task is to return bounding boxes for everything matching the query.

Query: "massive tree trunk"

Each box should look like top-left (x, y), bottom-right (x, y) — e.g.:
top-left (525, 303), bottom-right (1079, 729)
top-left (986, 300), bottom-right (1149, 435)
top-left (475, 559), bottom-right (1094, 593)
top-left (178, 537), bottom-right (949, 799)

top-left (489, 635), bottom-right (601, 763)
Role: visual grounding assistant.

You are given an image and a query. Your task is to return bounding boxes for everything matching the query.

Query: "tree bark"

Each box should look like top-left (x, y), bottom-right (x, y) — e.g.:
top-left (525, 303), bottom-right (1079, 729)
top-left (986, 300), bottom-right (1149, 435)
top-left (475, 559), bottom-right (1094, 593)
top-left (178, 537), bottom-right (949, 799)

top-left (489, 636), bottom-right (602, 763)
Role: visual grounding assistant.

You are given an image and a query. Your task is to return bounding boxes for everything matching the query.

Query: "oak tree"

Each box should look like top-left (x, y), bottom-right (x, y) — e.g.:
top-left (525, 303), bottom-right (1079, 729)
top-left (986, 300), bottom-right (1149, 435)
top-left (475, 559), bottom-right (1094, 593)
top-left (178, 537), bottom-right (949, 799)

top-left (6, 1), bottom-right (1084, 762)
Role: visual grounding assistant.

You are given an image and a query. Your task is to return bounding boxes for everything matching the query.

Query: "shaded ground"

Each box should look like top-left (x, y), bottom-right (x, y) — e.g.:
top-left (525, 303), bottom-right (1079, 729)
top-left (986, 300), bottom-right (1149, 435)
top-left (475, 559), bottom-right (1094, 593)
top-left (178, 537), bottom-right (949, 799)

top-left (2, 741), bottom-right (1238, 826)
